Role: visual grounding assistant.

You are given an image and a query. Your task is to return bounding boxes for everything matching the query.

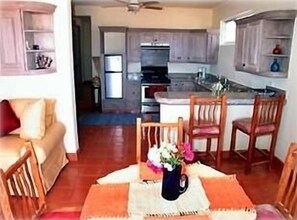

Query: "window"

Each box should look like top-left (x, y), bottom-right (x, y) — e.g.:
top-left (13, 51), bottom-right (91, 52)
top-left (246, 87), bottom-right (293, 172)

top-left (220, 10), bottom-right (255, 46)
top-left (220, 20), bottom-right (236, 45)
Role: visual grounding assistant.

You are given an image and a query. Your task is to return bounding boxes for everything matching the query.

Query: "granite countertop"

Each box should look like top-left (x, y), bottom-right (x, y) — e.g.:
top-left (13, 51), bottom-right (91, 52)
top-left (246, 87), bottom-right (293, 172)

top-left (155, 91), bottom-right (257, 105)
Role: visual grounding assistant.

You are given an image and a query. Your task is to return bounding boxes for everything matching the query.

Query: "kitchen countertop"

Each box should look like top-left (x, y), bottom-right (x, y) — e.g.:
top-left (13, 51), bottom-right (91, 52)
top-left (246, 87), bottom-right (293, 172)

top-left (155, 91), bottom-right (256, 105)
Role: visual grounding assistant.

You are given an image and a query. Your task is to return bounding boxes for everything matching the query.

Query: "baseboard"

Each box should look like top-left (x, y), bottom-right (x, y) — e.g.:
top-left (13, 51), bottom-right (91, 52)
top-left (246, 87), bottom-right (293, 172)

top-left (67, 153), bottom-right (78, 161)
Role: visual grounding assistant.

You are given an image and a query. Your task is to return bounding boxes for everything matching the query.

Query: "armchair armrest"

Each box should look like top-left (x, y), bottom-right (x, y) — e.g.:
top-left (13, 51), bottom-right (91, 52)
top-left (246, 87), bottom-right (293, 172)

top-left (25, 122), bottom-right (66, 164)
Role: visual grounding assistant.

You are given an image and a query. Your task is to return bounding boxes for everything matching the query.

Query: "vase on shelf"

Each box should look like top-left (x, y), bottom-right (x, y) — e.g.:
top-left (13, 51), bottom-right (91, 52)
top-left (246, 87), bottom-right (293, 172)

top-left (161, 165), bottom-right (188, 201)
top-left (272, 44), bottom-right (282, 55)
top-left (270, 58), bottom-right (280, 72)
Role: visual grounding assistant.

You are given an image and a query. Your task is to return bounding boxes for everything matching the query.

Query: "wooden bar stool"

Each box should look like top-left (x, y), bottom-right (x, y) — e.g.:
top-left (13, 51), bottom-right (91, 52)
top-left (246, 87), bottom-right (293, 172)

top-left (229, 94), bottom-right (285, 173)
top-left (184, 95), bottom-right (227, 168)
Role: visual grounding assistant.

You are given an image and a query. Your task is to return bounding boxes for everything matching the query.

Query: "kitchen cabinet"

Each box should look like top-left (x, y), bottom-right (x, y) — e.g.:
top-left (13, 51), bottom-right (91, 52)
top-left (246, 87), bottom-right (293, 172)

top-left (0, 2), bottom-right (56, 75)
top-left (188, 31), bottom-right (207, 63)
top-left (0, 9), bottom-right (25, 74)
top-left (206, 30), bottom-right (220, 64)
top-left (125, 80), bottom-right (141, 113)
top-left (234, 10), bottom-right (296, 78)
top-left (127, 30), bottom-right (141, 62)
top-left (235, 20), bottom-right (262, 73)
top-left (170, 80), bottom-right (195, 92)
top-left (140, 31), bottom-right (171, 44)
top-left (126, 28), bottom-right (218, 64)
top-left (170, 31), bottom-right (207, 63)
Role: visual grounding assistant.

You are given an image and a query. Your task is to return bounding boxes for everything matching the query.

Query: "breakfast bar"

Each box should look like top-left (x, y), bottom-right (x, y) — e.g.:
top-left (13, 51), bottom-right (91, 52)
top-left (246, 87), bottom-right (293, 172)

top-left (155, 91), bottom-right (270, 152)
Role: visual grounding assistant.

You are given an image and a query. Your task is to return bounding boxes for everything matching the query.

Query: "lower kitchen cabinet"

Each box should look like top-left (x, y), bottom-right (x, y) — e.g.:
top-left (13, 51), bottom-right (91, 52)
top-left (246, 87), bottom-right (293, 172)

top-left (125, 80), bottom-right (141, 113)
top-left (170, 80), bottom-right (196, 92)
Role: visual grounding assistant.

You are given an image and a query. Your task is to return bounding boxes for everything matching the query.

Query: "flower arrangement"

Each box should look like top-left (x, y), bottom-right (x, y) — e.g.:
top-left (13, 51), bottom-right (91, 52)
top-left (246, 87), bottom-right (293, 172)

top-left (147, 142), bottom-right (194, 172)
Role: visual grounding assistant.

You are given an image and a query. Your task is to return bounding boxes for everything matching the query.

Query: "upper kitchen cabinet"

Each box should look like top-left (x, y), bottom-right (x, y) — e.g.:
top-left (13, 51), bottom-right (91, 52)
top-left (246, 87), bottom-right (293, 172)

top-left (127, 30), bottom-right (141, 62)
top-left (0, 2), bottom-right (56, 75)
top-left (170, 30), bottom-right (208, 63)
top-left (126, 28), bottom-right (218, 64)
top-left (0, 9), bottom-right (25, 74)
top-left (206, 29), bottom-right (220, 64)
top-left (234, 10), bottom-right (296, 78)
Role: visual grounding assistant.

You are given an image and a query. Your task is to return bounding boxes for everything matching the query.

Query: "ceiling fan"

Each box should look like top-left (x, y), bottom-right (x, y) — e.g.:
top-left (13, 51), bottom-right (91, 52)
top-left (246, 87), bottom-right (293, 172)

top-left (115, 0), bottom-right (163, 12)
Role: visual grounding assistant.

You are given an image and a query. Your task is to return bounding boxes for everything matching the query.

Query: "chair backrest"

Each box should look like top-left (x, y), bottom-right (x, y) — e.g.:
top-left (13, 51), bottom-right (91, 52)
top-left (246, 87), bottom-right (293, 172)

top-left (0, 141), bottom-right (46, 220)
top-left (136, 117), bottom-right (183, 163)
top-left (251, 94), bottom-right (285, 133)
top-left (274, 143), bottom-right (297, 219)
top-left (189, 95), bottom-right (227, 134)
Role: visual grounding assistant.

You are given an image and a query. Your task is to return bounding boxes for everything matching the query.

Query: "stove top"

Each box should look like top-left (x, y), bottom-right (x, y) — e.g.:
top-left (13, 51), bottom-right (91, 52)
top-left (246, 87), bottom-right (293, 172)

top-left (141, 66), bottom-right (170, 84)
top-left (141, 77), bottom-right (171, 84)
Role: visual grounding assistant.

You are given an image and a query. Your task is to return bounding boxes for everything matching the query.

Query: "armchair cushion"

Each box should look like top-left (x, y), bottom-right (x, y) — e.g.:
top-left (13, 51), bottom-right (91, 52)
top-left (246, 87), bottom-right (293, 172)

top-left (0, 100), bottom-right (20, 136)
top-left (19, 99), bottom-right (46, 140)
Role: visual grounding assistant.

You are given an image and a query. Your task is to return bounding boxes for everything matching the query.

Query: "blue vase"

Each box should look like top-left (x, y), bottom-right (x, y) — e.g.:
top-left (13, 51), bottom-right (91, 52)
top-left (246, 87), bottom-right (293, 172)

top-left (270, 58), bottom-right (280, 72)
top-left (161, 165), bottom-right (189, 201)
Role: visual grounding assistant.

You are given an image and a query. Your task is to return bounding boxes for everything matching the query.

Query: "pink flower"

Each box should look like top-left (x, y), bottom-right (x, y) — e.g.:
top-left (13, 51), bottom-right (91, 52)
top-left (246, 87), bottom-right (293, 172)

top-left (146, 160), bottom-right (163, 173)
top-left (183, 143), bottom-right (194, 161)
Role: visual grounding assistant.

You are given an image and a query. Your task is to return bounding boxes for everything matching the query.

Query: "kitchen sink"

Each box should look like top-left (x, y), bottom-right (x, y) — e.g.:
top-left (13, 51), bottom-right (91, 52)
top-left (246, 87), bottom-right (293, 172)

top-left (253, 88), bottom-right (276, 97)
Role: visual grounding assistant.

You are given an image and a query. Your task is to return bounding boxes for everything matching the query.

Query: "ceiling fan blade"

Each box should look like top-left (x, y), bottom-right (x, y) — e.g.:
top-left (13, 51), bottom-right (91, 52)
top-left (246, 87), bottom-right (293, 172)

top-left (143, 5), bottom-right (163, 10)
top-left (142, 1), bottom-right (160, 5)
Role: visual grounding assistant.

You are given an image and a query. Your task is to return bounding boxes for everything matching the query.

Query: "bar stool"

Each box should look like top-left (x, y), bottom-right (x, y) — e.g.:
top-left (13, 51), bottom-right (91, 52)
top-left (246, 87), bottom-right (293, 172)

top-left (230, 94), bottom-right (285, 173)
top-left (184, 95), bottom-right (227, 168)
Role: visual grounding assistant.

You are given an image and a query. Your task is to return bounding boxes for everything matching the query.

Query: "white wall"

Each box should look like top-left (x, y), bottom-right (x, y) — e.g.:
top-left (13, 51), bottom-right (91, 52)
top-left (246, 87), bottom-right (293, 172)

top-left (0, 0), bottom-right (79, 153)
top-left (212, 1), bottom-right (297, 161)
top-left (75, 6), bottom-right (214, 77)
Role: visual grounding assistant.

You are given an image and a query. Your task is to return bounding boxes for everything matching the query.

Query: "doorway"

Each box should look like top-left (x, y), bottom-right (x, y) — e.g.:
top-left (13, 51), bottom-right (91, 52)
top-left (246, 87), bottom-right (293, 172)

top-left (72, 16), bottom-right (94, 116)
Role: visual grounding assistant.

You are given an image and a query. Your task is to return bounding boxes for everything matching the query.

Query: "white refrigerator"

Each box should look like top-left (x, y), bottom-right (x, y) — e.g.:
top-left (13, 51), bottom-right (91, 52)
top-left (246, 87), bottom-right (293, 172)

top-left (104, 55), bottom-right (123, 99)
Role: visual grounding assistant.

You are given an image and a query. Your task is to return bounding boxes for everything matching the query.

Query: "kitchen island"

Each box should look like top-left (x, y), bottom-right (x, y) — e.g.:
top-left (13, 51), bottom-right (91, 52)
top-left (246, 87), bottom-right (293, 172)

top-left (155, 91), bottom-right (270, 152)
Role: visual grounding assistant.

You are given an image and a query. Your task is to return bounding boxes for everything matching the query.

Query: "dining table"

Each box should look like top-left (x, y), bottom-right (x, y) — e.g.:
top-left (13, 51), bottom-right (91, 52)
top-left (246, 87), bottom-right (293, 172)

top-left (80, 162), bottom-right (257, 220)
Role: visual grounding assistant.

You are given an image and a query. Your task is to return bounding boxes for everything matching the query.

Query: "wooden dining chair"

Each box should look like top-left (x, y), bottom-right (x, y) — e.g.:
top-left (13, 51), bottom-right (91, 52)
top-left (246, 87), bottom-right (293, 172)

top-left (230, 94), bottom-right (285, 173)
top-left (136, 117), bottom-right (183, 164)
top-left (0, 141), bottom-right (81, 220)
top-left (256, 142), bottom-right (297, 219)
top-left (0, 141), bottom-right (46, 220)
top-left (184, 95), bottom-right (227, 168)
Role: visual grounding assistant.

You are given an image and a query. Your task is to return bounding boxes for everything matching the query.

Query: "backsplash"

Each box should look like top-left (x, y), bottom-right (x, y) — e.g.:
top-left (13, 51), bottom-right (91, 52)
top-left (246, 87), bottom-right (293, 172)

top-left (127, 62), bottom-right (211, 74)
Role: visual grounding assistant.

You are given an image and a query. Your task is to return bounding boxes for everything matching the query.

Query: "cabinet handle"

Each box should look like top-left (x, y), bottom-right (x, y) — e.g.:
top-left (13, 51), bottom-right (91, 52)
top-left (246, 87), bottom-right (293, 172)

top-left (178, 57), bottom-right (181, 60)
top-left (242, 63), bottom-right (246, 67)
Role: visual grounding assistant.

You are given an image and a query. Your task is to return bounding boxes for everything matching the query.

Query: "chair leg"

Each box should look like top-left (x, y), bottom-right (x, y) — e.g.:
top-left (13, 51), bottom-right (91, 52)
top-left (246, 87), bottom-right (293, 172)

top-left (206, 138), bottom-right (211, 153)
top-left (216, 137), bottom-right (223, 168)
top-left (268, 132), bottom-right (278, 170)
top-left (230, 125), bottom-right (237, 159)
top-left (245, 135), bottom-right (256, 174)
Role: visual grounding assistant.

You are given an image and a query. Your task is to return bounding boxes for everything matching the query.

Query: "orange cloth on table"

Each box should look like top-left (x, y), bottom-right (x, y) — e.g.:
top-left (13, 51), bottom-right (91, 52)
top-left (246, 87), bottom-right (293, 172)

top-left (139, 162), bottom-right (163, 180)
top-left (200, 175), bottom-right (255, 210)
top-left (80, 184), bottom-right (129, 219)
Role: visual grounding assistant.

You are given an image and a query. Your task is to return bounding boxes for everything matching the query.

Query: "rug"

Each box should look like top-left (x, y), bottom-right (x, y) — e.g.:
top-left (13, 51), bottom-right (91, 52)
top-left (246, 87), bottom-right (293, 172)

top-left (78, 113), bottom-right (160, 126)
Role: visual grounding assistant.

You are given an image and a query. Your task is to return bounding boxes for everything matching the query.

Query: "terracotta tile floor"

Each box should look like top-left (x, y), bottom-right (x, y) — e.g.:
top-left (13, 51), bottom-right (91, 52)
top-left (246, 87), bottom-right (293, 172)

top-left (46, 125), bottom-right (281, 209)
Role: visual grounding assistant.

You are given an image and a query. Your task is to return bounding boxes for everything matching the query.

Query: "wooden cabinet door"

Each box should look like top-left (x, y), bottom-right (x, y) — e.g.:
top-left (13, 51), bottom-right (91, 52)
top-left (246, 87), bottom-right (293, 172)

top-left (0, 10), bottom-right (25, 74)
top-left (170, 32), bottom-right (186, 62)
top-left (206, 31), bottom-right (219, 64)
top-left (187, 31), bottom-right (207, 63)
top-left (234, 23), bottom-right (248, 71)
top-left (244, 20), bottom-right (263, 72)
top-left (127, 31), bottom-right (141, 62)
top-left (155, 31), bottom-right (171, 44)
top-left (140, 31), bottom-right (155, 43)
